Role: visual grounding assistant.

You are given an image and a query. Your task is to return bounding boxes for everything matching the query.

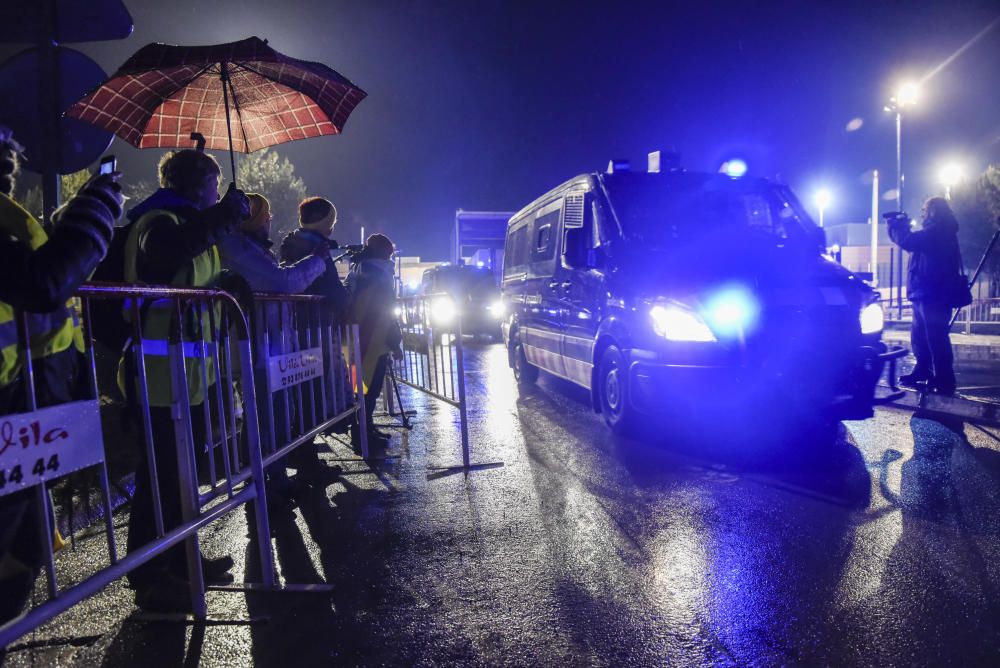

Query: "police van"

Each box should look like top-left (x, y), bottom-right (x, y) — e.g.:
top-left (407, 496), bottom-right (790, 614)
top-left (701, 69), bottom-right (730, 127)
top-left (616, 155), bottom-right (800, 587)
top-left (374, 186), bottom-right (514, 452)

top-left (500, 158), bottom-right (902, 435)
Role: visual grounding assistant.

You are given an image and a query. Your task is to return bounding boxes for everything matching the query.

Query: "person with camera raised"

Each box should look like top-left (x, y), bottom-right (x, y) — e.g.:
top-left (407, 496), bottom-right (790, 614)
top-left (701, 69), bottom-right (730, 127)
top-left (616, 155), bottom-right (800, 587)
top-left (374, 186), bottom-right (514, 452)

top-left (0, 124), bottom-right (124, 630)
top-left (346, 233), bottom-right (403, 448)
top-left (279, 196), bottom-right (350, 317)
top-left (887, 197), bottom-right (966, 395)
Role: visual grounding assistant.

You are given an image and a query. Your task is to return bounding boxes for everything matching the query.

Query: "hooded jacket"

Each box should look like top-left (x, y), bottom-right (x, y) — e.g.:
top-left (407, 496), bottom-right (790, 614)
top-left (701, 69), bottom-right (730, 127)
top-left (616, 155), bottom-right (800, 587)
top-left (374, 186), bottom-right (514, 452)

top-left (279, 227), bottom-right (349, 318)
top-left (888, 213), bottom-right (964, 302)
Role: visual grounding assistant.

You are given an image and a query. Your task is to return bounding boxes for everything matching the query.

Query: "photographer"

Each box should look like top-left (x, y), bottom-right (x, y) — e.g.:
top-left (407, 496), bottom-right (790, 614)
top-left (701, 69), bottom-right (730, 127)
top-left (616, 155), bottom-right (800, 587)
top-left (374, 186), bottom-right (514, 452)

top-left (887, 198), bottom-right (965, 395)
top-left (279, 196), bottom-right (350, 318)
top-left (0, 124), bottom-right (124, 628)
top-left (346, 234), bottom-right (403, 448)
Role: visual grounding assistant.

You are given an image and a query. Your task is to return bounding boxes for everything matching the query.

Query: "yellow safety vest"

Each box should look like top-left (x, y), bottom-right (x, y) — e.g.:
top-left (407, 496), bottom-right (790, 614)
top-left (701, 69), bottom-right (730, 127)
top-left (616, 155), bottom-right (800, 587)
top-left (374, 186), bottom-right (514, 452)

top-left (0, 194), bottom-right (79, 387)
top-left (117, 208), bottom-right (221, 407)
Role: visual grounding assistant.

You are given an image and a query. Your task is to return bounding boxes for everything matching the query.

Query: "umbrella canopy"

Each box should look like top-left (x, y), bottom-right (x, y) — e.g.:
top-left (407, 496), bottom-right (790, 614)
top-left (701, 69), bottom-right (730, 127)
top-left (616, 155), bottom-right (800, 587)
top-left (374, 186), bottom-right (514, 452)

top-left (65, 36), bottom-right (366, 177)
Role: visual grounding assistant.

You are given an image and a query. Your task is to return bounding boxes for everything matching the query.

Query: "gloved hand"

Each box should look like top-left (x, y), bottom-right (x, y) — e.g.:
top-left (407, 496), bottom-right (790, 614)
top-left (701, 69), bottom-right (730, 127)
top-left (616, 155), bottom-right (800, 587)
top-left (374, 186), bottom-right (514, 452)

top-left (218, 182), bottom-right (250, 223)
top-left (51, 172), bottom-right (125, 257)
top-left (200, 183), bottom-right (250, 238)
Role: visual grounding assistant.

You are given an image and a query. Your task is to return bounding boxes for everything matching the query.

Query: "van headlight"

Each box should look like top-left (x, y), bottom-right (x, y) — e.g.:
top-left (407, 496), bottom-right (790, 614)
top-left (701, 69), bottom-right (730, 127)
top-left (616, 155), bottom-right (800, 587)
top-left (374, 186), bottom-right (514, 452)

top-left (487, 299), bottom-right (505, 319)
top-left (430, 296), bottom-right (457, 325)
top-left (860, 302), bottom-right (884, 334)
top-left (650, 305), bottom-right (717, 342)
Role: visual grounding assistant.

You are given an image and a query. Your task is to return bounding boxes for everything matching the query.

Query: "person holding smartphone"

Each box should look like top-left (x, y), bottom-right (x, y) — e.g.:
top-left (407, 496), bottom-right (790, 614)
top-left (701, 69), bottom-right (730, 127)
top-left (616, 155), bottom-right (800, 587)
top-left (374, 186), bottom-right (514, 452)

top-left (0, 125), bottom-right (124, 633)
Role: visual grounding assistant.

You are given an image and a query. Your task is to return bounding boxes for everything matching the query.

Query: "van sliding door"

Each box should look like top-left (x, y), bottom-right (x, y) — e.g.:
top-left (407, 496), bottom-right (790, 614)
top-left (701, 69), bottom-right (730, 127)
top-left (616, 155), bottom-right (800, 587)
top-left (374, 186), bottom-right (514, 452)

top-left (520, 200), bottom-right (566, 379)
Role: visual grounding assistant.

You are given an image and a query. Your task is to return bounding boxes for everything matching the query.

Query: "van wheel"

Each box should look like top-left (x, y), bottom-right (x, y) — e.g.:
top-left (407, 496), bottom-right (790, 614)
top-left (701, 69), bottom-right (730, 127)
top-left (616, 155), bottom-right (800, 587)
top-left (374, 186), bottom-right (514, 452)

top-left (598, 345), bottom-right (639, 436)
top-left (513, 342), bottom-right (539, 386)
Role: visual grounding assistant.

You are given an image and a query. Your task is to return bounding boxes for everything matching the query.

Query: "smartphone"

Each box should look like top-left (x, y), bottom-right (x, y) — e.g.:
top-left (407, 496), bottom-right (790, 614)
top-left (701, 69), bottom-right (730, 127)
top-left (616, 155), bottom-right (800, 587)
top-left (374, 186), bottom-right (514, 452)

top-left (99, 155), bottom-right (116, 175)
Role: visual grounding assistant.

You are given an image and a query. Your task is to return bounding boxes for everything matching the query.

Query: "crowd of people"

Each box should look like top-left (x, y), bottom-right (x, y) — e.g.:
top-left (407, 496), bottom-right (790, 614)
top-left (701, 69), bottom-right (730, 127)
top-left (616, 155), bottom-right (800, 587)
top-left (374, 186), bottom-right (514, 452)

top-left (0, 124), bottom-right (402, 619)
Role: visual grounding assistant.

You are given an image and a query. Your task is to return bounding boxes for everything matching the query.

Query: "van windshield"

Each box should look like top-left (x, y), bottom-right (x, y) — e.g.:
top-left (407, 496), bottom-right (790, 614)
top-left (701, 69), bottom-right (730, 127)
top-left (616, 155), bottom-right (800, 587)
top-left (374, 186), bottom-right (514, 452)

top-left (604, 175), bottom-right (819, 251)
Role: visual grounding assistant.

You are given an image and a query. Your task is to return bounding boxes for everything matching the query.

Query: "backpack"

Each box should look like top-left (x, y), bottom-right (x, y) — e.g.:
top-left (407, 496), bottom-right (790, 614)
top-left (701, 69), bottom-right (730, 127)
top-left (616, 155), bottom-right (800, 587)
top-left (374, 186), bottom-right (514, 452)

top-left (87, 220), bottom-right (135, 352)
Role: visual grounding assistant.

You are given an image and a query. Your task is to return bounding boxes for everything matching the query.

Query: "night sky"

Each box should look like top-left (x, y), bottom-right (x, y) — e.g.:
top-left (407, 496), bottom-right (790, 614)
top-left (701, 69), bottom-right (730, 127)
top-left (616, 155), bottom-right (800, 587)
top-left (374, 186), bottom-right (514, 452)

top-left (5, 0), bottom-right (1000, 259)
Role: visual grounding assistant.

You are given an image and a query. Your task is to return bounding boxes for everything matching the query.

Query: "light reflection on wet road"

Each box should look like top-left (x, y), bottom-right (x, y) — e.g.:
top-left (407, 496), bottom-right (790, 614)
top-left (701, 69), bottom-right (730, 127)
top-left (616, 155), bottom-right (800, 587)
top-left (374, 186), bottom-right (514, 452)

top-left (9, 342), bottom-right (1000, 666)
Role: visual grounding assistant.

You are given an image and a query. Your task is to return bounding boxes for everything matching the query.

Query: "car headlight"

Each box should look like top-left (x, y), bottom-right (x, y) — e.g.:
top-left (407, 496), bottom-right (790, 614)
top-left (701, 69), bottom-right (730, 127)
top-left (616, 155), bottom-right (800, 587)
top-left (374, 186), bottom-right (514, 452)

top-left (860, 302), bottom-right (883, 334)
top-left (487, 299), bottom-right (505, 319)
top-left (430, 296), bottom-right (457, 325)
top-left (650, 305), bottom-right (717, 342)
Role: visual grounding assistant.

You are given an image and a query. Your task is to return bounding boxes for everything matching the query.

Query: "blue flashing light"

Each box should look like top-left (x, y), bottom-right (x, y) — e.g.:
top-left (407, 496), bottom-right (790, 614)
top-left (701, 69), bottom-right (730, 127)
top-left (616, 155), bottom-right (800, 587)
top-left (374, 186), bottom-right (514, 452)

top-left (721, 159), bottom-right (748, 179)
top-left (703, 286), bottom-right (759, 336)
top-left (476, 261), bottom-right (485, 268)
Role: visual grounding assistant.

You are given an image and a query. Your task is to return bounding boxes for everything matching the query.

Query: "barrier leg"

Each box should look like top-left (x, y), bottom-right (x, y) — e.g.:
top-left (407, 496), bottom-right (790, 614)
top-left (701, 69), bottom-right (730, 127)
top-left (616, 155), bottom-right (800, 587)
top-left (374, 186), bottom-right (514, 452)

top-left (238, 341), bottom-right (278, 588)
top-left (351, 325), bottom-right (369, 459)
top-left (168, 337), bottom-right (207, 619)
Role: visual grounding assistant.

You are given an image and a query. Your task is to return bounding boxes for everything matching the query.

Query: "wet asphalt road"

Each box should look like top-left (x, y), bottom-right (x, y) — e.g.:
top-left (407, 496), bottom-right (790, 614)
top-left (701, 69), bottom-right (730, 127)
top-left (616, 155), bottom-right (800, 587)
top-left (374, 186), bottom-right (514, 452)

top-left (6, 342), bottom-right (1000, 666)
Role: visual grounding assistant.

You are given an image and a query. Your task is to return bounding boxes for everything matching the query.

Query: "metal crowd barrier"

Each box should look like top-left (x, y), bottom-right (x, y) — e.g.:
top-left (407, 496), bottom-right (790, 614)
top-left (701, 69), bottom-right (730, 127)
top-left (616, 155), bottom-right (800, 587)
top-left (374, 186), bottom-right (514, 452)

top-left (394, 294), bottom-right (499, 472)
top-left (248, 293), bottom-right (368, 461)
top-left (0, 284), bottom-right (367, 647)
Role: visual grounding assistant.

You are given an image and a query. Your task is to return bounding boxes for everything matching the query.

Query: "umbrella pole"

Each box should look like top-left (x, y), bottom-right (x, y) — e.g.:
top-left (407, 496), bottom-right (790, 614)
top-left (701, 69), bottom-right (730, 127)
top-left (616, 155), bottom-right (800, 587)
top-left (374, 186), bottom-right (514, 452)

top-left (220, 62), bottom-right (237, 187)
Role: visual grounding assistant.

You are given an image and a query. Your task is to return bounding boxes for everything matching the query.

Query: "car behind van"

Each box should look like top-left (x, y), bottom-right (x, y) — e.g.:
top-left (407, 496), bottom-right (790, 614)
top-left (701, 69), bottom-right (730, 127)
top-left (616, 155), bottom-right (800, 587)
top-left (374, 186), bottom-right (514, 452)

top-left (421, 264), bottom-right (503, 339)
top-left (501, 165), bottom-right (902, 435)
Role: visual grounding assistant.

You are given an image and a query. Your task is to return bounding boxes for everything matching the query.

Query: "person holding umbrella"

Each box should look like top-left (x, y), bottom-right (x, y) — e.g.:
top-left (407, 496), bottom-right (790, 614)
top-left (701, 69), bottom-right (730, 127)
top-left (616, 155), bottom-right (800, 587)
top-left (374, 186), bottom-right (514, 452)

top-left (119, 148), bottom-right (249, 612)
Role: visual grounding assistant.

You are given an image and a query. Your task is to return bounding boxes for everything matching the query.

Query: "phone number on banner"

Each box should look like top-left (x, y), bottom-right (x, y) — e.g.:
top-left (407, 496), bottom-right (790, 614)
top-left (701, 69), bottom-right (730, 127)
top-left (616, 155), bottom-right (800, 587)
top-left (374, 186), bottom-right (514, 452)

top-left (0, 400), bottom-right (105, 497)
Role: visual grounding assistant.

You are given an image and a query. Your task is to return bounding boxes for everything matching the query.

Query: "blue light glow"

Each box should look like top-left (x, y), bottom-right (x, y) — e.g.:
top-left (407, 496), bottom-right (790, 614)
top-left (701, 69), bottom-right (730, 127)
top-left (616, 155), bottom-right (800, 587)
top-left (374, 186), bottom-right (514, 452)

top-left (703, 286), bottom-right (760, 337)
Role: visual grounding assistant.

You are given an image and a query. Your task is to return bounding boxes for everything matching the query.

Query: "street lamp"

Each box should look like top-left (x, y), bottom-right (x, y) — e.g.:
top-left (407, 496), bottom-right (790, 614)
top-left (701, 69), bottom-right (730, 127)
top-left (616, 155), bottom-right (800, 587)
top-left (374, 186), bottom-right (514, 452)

top-left (884, 81), bottom-right (920, 319)
top-left (884, 81), bottom-right (920, 212)
top-left (815, 188), bottom-right (832, 227)
top-left (939, 162), bottom-right (964, 199)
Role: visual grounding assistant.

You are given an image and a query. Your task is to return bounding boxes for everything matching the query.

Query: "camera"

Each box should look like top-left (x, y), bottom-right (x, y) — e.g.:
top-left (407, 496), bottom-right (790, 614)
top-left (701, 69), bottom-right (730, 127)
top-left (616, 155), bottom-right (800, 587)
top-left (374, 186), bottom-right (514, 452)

top-left (882, 211), bottom-right (912, 230)
top-left (329, 242), bottom-right (367, 263)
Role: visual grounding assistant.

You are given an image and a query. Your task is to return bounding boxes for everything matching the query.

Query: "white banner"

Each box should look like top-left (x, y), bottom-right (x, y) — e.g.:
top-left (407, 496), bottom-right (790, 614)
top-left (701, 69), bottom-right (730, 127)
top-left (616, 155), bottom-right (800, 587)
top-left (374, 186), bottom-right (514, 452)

top-left (0, 400), bottom-right (105, 497)
top-left (267, 347), bottom-right (324, 393)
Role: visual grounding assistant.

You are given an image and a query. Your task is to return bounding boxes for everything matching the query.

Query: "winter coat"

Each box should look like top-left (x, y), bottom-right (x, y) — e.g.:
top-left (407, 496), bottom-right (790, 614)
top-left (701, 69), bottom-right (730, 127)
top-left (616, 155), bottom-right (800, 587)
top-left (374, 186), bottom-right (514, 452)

top-left (219, 231), bottom-right (326, 356)
top-left (279, 228), bottom-right (350, 318)
top-left (347, 258), bottom-right (402, 385)
top-left (0, 188), bottom-right (118, 313)
top-left (124, 188), bottom-right (238, 285)
top-left (888, 214), bottom-right (964, 302)
top-left (218, 231), bottom-right (325, 295)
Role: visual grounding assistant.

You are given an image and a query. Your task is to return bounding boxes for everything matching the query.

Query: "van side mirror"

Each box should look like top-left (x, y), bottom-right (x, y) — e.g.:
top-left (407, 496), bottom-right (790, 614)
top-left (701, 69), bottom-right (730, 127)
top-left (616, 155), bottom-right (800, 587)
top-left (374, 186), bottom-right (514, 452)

top-left (564, 227), bottom-right (588, 268)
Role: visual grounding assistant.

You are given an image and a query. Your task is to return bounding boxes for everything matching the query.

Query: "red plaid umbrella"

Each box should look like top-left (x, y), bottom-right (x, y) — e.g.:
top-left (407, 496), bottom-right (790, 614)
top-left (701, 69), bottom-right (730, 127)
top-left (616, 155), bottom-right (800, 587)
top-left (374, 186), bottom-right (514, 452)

top-left (65, 36), bottom-right (366, 181)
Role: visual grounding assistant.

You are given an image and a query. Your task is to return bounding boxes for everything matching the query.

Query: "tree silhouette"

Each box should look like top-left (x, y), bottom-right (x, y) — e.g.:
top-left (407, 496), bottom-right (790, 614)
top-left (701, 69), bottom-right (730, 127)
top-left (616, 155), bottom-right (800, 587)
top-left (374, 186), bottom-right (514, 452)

top-left (234, 148), bottom-right (308, 241)
top-left (951, 165), bottom-right (1000, 298)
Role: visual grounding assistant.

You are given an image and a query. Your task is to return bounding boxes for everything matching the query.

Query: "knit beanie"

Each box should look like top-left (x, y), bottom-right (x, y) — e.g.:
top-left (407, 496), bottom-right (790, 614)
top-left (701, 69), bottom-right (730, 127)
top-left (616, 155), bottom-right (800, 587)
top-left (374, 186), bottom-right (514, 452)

top-left (366, 233), bottom-right (395, 260)
top-left (242, 193), bottom-right (271, 236)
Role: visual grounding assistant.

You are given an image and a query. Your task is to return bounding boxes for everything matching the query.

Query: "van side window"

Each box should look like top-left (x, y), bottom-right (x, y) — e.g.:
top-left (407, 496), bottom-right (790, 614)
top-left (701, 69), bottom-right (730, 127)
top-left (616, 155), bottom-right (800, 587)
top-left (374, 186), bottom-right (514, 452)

top-left (531, 210), bottom-right (560, 263)
top-left (535, 224), bottom-right (551, 253)
top-left (503, 219), bottom-right (530, 280)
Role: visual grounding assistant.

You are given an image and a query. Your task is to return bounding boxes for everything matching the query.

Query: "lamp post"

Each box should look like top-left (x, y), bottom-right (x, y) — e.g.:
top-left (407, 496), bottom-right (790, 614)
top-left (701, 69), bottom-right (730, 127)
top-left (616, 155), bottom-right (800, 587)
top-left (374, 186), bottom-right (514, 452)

top-left (884, 81), bottom-right (919, 318)
top-left (884, 82), bottom-right (919, 211)
top-left (939, 162), bottom-right (964, 200)
top-left (815, 188), bottom-right (832, 228)
top-left (870, 169), bottom-right (879, 286)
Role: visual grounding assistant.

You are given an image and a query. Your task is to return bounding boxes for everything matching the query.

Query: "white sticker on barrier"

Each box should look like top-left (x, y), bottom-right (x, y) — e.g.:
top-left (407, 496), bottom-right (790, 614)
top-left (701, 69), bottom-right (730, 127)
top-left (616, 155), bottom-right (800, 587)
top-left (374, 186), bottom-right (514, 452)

top-left (0, 400), bottom-right (105, 498)
top-left (267, 347), bottom-right (324, 393)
